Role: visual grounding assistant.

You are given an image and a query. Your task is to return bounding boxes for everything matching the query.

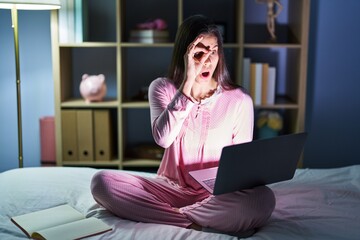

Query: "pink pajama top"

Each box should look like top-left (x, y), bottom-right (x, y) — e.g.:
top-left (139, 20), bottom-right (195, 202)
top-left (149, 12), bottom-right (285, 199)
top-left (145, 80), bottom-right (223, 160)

top-left (149, 78), bottom-right (254, 192)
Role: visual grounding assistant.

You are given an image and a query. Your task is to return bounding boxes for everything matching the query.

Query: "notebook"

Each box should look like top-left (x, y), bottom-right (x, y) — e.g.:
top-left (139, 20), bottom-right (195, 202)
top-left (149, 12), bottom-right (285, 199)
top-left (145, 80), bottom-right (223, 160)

top-left (189, 132), bottom-right (307, 195)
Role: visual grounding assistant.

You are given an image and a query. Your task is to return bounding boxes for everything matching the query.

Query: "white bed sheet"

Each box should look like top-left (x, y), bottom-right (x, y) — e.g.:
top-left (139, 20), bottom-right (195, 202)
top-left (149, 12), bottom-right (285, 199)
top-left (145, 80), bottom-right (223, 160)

top-left (0, 165), bottom-right (359, 240)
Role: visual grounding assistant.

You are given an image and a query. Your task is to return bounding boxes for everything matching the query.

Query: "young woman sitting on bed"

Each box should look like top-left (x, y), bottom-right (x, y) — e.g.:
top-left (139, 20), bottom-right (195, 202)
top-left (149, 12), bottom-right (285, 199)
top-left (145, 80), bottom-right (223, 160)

top-left (91, 15), bottom-right (275, 237)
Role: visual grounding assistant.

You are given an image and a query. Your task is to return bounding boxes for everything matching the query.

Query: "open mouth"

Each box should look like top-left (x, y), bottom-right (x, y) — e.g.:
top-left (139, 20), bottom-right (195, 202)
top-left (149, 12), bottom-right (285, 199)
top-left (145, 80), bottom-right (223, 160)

top-left (201, 71), bottom-right (210, 78)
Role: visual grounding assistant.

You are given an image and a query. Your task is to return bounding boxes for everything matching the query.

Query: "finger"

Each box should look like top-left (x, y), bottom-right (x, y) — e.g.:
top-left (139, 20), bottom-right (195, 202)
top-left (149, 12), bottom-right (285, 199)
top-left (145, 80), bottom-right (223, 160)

top-left (188, 36), bottom-right (204, 52)
top-left (199, 50), bottom-right (213, 65)
top-left (192, 36), bottom-right (204, 46)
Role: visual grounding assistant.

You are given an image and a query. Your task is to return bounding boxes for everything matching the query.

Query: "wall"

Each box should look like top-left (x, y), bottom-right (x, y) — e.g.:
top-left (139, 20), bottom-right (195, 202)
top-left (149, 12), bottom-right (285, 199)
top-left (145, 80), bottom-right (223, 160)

top-left (1, 1), bottom-right (360, 172)
top-left (0, 10), bottom-right (54, 172)
top-left (304, 0), bottom-right (360, 168)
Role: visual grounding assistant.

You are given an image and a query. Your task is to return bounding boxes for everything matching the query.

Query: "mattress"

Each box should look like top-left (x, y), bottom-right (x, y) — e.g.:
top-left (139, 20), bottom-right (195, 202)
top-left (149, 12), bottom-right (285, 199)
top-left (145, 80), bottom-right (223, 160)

top-left (1, 165), bottom-right (359, 239)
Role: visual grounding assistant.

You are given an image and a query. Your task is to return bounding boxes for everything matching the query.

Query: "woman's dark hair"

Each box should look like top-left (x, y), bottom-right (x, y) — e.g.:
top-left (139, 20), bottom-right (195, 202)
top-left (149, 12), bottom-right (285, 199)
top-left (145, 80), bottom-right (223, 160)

top-left (168, 15), bottom-right (237, 90)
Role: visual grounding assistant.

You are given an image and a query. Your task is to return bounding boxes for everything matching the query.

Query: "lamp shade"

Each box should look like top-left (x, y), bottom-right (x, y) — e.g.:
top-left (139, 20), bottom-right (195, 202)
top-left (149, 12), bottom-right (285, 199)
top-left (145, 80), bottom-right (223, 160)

top-left (0, 0), bottom-right (61, 10)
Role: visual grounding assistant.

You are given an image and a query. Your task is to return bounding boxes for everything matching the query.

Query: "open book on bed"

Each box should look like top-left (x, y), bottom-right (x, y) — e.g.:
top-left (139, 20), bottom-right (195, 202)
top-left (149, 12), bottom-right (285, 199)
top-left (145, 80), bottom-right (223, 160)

top-left (11, 204), bottom-right (111, 240)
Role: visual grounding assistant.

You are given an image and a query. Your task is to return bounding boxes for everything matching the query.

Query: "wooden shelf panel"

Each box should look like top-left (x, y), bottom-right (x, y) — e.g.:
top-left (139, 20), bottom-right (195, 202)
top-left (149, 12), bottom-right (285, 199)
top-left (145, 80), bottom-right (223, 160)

top-left (59, 42), bottom-right (118, 47)
top-left (120, 43), bottom-right (239, 48)
top-left (254, 103), bottom-right (298, 109)
top-left (243, 43), bottom-right (301, 49)
top-left (121, 101), bottom-right (149, 108)
top-left (121, 42), bottom-right (173, 48)
top-left (61, 99), bottom-right (118, 108)
top-left (254, 96), bottom-right (299, 109)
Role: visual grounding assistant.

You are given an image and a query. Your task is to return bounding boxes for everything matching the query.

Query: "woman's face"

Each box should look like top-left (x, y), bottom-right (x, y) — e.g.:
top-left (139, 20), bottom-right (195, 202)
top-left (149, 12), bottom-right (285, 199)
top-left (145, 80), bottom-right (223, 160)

top-left (193, 34), bottom-right (219, 83)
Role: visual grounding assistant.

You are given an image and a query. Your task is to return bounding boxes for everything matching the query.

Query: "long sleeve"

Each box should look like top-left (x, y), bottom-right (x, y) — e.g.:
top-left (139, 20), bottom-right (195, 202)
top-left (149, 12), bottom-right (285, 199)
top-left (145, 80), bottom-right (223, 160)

top-left (148, 78), bottom-right (195, 148)
top-left (232, 93), bottom-right (254, 144)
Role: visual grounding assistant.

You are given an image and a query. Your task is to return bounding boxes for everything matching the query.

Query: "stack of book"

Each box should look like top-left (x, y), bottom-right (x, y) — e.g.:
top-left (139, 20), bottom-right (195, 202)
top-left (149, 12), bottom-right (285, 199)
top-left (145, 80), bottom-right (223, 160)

top-left (129, 29), bottom-right (169, 43)
top-left (242, 58), bottom-right (276, 106)
top-left (58, 0), bottom-right (88, 43)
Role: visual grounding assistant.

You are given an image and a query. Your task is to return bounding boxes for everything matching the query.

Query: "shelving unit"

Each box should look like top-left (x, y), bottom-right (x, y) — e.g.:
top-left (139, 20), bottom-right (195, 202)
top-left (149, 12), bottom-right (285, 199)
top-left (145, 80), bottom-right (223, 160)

top-left (51, 0), bottom-right (310, 169)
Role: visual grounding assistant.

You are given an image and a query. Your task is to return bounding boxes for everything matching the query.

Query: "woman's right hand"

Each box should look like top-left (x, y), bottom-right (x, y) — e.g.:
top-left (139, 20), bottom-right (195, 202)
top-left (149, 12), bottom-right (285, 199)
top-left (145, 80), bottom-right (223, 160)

top-left (180, 35), bottom-right (212, 100)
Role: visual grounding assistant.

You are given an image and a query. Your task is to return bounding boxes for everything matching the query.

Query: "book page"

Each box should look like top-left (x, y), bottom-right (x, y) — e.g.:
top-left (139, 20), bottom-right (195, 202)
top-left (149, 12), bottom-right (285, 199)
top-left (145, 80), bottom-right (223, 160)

top-left (11, 204), bottom-right (84, 236)
top-left (33, 217), bottom-right (112, 240)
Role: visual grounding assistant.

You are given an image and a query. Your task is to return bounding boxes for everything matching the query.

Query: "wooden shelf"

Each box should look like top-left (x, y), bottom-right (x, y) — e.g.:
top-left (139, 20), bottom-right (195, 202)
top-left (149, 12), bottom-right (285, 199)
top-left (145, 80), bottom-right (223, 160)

top-left (61, 99), bottom-right (118, 108)
top-left (121, 101), bottom-right (149, 108)
top-left (243, 43), bottom-right (301, 49)
top-left (51, 0), bottom-right (310, 169)
top-left (59, 42), bottom-right (118, 47)
top-left (121, 42), bottom-right (173, 48)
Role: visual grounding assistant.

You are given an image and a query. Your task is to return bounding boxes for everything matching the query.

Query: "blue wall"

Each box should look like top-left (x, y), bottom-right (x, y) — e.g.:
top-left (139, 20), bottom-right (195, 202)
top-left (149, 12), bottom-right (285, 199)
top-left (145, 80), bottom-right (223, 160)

top-left (1, 1), bottom-right (360, 172)
top-left (0, 10), bottom-right (54, 171)
top-left (304, 0), bottom-right (360, 168)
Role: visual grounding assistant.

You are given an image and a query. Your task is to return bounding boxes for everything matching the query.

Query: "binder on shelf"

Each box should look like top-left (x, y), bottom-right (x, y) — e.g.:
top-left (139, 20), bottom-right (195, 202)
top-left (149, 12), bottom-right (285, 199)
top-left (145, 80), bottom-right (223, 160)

top-left (61, 110), bottom-right (78, 161)
top-left (94, 110), bottom-right (113, 161)
top-left (77, 110), bottom-right (94, 161)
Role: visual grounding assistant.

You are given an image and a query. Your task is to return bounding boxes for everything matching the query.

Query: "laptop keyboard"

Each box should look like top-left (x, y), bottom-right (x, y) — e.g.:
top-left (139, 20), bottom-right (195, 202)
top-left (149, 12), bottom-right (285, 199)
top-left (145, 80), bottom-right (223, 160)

top-left (203, 178), bottom-right (216, 190)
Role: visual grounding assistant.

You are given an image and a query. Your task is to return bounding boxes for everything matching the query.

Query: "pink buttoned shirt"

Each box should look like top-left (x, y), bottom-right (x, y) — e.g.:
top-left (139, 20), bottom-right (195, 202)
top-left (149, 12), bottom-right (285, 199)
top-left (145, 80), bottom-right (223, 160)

top-left (149, 77), bottom-right (254, 191)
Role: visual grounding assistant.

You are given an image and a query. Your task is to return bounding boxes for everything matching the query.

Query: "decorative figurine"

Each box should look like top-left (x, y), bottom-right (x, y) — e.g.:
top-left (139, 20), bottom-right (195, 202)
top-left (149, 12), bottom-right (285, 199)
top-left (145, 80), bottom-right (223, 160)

top-left (256, 0), bottom-right (283, 42)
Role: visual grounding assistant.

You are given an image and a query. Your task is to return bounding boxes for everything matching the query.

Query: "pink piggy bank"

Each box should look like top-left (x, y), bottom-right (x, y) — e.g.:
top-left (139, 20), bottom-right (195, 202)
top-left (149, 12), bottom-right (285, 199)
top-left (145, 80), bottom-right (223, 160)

top-left (79, 74), bottom-right (107, 103)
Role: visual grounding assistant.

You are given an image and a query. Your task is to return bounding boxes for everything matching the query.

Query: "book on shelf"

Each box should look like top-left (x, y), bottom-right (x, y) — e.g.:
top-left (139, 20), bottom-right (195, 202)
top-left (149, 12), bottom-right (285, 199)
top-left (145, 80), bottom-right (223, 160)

top-left (247, 59), bottom-right (276, 105)
top-left (58, 0), bottom-right (75, 43)
top-left (59, 0), bottom-right (88, 43)
top-left (11, 204), bottom-right (112, 240)
top-left (267, 67), bottom-right (276, 105)
top-left (66, 0), bottom-right (75, 42)
top-left (242, 58), bottom-right (251, 92)
top-left (74, 0), bottom-right (88, 42)
top-left (58, 0), bottom-right (68, 43)
top-left (250, 63), bottom-right (263, 105)
top-left (261, 63), bottom-right (269, 105)
top-left (130, 29), bottom-right (169, 43)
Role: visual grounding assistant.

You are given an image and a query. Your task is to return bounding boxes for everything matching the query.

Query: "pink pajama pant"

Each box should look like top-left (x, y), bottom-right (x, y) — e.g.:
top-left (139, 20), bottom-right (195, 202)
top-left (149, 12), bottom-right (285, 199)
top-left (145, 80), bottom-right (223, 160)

top-left (90, 170), bottom-right (275, 233)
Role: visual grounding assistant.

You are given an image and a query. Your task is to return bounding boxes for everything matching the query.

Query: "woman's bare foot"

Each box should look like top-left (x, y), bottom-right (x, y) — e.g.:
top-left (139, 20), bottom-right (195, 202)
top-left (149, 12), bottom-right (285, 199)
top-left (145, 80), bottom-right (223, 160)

top-left (173, 208), bottom-right (202, 231)
top-left (188, 223), bottom-right (202, 231)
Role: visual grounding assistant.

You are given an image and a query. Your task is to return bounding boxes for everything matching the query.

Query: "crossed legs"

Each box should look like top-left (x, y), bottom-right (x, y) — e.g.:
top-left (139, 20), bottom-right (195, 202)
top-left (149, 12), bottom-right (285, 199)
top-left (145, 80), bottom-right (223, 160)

top-left (91, 170), bottom-right (275, 233)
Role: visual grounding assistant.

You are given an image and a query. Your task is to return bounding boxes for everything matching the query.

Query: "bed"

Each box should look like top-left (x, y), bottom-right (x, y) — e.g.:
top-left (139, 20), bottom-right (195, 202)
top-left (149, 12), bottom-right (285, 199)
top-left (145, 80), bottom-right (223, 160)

top-left (1, 165), bottom-right (359, 240)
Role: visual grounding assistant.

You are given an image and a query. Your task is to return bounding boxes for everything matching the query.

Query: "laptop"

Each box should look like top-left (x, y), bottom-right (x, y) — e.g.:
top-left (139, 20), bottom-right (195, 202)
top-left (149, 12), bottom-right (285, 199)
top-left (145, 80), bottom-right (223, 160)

top-left (189, 132), bottom-right (307, 195)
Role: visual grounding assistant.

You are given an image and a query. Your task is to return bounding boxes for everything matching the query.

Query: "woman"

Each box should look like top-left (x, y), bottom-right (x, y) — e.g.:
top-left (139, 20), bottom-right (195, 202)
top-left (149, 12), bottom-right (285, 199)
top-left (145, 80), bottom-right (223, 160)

top-left (91, 15), bottom-right (275, 237)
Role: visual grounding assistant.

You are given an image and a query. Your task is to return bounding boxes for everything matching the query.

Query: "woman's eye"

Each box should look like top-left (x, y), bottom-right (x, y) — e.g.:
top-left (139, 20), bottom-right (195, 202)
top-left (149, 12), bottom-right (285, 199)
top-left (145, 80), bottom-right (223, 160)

top-left (194, 51), bottom-right (204, 60)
